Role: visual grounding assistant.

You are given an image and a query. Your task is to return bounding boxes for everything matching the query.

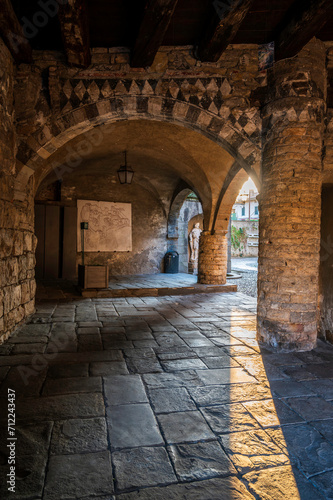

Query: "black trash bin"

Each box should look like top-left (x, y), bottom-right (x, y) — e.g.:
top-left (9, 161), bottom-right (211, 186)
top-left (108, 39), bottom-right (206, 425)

top-left (164, 251), bottom-right (179, 274)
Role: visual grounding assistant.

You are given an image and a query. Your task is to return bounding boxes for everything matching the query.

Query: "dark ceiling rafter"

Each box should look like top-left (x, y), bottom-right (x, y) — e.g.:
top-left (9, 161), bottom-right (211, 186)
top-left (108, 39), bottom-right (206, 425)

top-left (274, 0), bottom-right (332, 61)
top-left (197, 0), bottom-right (254, 63)
top-left (131, 0), bottom-right (179, 68)
top-left (58, 0), bottom-right (91, 68)
top-left (0, 0), bottom-right (32, 63)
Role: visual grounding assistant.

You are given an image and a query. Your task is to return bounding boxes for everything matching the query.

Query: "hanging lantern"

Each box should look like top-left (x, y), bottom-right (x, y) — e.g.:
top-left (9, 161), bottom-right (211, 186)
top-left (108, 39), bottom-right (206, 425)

top-left (117, 151), bottom-right (134, 184)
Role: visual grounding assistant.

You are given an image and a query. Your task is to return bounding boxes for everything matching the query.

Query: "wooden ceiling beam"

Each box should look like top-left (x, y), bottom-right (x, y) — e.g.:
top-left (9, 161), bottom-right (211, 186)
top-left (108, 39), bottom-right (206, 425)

top-left (58, 0), bottom-right (91, 68)
top-left (197, 0), bottom-right (253, 62)
top-left (0, 0), bottom-right (32, 64)
top-left (131, 0), bottom-right (179, 68)
top-left (275, 0), bottom-right (332, 61)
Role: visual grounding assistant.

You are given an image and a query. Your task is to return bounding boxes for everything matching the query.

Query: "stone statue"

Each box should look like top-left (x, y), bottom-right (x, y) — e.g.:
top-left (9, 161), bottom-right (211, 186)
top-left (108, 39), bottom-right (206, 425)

top-left (189, 223), bottom-right (202, 274)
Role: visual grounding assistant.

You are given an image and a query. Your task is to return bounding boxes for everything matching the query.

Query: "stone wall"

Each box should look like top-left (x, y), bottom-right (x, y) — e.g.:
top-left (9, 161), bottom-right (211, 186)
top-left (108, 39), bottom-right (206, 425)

top-left (0, 40), bottom-right (36, 343)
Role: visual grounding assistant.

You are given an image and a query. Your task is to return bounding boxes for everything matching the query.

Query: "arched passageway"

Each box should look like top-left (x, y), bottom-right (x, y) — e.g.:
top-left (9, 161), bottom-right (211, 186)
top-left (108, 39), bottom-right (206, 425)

top-left (167, 189), bottom-right (203, 273)
top-left (2, 39), bottom-right (329, 352)
top-left (33, 118), bottom-right (252, 285)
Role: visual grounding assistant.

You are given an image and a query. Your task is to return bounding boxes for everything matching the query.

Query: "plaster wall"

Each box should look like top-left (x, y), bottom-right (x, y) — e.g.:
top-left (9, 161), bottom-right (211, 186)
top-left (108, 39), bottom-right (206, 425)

top-left (36, 173), bottom-right (168, 276)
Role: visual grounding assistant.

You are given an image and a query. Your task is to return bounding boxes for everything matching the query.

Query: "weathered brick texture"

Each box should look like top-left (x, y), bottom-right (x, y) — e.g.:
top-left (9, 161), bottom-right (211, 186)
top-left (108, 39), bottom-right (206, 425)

top-left (0, 40), bottom-right (36, 343)
top-left (257, 39), bottom-right (326, 351)
top-left (198, 230), bottom-right (228, 285)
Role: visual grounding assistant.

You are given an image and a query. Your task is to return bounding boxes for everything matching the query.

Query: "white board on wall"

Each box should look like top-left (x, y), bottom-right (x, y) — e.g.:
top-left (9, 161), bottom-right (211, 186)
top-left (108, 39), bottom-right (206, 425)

top-left (77, 200), bottom-right (132, 252)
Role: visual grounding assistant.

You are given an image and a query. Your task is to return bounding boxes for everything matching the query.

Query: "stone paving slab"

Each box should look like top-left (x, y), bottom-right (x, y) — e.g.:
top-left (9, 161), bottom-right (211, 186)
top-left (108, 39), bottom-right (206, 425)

top-left (157, 410), bottom-right (215, 443)
top-left (201, 403), bottom-right (260, 434)
top-left (7, 335), bottom-right (50, 345)
top-left (0, 366), bottom-right (47, 397)
top-left (12, 393), bottom-right (105, 422)
top-left (302, 379), bottom-right (333, 400)
top-left (161, 358), bottom-right (207, 371)
top-left (142, 370), bottom-right (202, 388)
top-left (202, 355), bottom-right (241, 369)
top-left (244, 465), bottom-right (326, 500)
top-left (112, 446), bottom-right (176, 491)
top-left (47, 362), bottom-right (89, 378)
top-left (0, 291), bottom-right (333, 498)
top-left (42, 375), bottom-right (102, 396)
top-left (0, 422), bottom-right (52, 457)
top-left (269, 379), bottom-right (317, 398)
top-left (0, 454), bottom-right (47, 500)
top-left (220, 429), bottom-right (290, 474)
top-left (107, 404), bottom-right (164, 449)
top-left (310, 420), bottom-right (333, 445)
top-left (11, 342), bottom-right (47, 355)
top-left (148, 387), bottom-right (197, 413)
top-left (196, 367), bottom-right (257, 385)
top-left (51, 417), bottom-right (108, 455)
top-left (90, 361), bottom-right (129, 376)
top-left (126, 356), bottom-right (163, 374)
top-left (266, 424), bottom-right (333, 478)
top-left (243, 399), bottom-right (305, 427)
top-left (168, 441), bottom-right (237, 481)
top-left (43, 451), bottom-right (114, 499)
top-left (311, 471), bottom-right (333, 499)
top-left (104, 374), bottom-right (148, 405)
top-left (188, 383), bottom-right (272, 406)
top-left (282, 396), bottom-right (333, 421)
top-left (117, 477), bottom-right (256, 499)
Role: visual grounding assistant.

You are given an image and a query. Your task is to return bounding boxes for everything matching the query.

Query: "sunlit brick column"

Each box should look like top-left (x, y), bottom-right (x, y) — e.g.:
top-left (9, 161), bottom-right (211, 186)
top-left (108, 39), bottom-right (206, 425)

top-left (198, 230), bottom-right (228, 284)
top-left (257, 39), bottom-right (326, 351)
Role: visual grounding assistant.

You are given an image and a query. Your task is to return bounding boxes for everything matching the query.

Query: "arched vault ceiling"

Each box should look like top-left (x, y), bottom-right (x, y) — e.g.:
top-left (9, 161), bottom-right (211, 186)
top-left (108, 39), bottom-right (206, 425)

top-left (37, 119), bottom-right (236, 228)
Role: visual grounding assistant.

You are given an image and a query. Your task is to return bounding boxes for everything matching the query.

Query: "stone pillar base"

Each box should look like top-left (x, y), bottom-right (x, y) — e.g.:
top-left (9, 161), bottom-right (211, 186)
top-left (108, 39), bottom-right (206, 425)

top-left (198, 230), bottom-right (227, 285)
top-left (257, 318), bottom-right (318, 352)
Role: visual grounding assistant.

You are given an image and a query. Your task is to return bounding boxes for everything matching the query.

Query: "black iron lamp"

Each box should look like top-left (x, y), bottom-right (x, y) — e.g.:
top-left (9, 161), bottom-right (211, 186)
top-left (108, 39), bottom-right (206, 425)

top-left (117, 151), bottom-right (134, 184)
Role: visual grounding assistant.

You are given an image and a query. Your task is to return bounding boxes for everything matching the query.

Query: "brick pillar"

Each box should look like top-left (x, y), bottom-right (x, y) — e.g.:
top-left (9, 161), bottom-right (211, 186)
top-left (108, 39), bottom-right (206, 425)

top-left (257, 39), bottom-right (326, 351)
top-left (198, 230), bottom-right (228, 284)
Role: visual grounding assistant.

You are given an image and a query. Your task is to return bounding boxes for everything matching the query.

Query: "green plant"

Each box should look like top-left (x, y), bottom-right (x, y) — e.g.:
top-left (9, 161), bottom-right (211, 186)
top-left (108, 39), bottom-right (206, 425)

top-left (231, 226), bottom-right (247, 251)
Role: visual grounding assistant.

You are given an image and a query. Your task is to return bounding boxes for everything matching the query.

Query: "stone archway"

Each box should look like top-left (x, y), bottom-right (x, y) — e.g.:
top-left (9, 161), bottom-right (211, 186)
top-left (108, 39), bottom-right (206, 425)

top-left (198, 164), bottom-right (260, 285)
top-left (8, 95), bottom-right (261, 343)
top-left (14, 96), bottom-right (261, 202)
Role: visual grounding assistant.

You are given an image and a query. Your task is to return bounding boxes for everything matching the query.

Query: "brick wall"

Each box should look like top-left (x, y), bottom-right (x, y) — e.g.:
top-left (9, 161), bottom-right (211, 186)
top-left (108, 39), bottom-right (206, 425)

top-left (198, 230), bottom-right (228, 284)
top-left (257, 39), bottom-right (326, 351)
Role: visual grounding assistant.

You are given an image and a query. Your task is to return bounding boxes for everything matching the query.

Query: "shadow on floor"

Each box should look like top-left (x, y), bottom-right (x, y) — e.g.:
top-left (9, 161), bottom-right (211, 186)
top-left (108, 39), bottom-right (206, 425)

top-left (0, 292), bottom-right (332, 499)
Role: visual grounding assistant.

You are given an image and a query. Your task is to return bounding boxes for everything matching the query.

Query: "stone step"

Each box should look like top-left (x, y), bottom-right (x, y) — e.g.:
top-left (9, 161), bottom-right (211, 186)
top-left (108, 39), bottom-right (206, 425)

top-left (80, 283), bottom-right (237, 298)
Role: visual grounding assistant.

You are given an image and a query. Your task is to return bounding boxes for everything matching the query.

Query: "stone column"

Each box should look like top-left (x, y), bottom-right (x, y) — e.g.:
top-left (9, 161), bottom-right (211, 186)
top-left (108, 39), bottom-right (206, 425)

top-left (198, 230), bottom-right (228, 284)
top-left (257, 39), bottom-right (326, 351)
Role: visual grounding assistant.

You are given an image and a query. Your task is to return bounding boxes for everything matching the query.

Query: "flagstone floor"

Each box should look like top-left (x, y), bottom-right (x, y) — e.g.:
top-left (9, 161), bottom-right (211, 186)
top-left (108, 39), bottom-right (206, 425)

top-left (1, 291), bottom-right (333, 499)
